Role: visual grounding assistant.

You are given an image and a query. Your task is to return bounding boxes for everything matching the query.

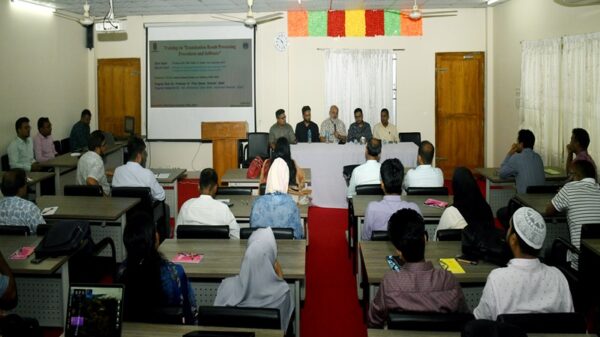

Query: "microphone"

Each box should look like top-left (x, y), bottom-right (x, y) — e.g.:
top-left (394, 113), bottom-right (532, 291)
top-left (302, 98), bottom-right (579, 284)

top-left (333, 121), bottom-right (337, 133)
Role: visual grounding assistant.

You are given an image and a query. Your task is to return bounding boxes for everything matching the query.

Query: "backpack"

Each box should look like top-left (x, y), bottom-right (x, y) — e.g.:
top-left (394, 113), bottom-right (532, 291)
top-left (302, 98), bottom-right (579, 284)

top-left (461, 223), bottom-right (511, 267)
top-left (246, 156), bottom-right (264, 179)
top-left (35, 220), bottom-right (93, 259)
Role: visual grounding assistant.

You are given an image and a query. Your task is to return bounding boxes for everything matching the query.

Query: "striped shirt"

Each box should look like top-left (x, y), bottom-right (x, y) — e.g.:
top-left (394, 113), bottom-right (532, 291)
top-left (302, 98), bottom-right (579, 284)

top-left (367, 261), bottom-right (469, 328)
top-left (551, 178), bottom-right (600, 270)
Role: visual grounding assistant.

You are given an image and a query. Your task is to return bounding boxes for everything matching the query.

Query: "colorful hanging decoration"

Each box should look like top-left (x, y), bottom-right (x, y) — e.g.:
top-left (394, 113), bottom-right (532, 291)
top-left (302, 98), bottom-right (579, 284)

top-left (287, 9), bottom-right (422, 37)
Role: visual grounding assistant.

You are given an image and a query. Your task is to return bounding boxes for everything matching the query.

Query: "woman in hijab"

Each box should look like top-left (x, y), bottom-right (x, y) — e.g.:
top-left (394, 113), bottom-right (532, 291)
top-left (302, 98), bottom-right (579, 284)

top-left (119, 212), bottom-right (197, 324)
top-left (214, 227), bottom-right (294, 330)
top-left (435, 167), bottom-right (495, 238)
top-left (260, 137), bottom-right (305, 190)
top-left (251, 158), bottom-right (303, 239)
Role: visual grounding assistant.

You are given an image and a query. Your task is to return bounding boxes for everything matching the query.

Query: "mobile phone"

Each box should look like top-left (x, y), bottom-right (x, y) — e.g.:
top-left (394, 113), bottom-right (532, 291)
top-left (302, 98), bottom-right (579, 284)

top-left (386, 255), bottom-right (402, 271)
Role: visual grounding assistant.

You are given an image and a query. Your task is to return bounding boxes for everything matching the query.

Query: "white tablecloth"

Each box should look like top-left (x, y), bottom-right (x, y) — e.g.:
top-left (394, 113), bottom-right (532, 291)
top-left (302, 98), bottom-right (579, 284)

top-left (291, 142), bottom-right (418, 209)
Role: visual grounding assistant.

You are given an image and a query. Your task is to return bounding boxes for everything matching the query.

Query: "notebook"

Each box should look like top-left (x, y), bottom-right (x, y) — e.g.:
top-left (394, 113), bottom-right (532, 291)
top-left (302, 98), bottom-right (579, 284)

top-left (65, 284), bottom-right (124, 337)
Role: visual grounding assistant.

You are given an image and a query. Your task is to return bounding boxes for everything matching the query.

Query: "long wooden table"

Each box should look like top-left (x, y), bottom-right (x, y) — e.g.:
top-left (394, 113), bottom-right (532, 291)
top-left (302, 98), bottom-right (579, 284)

top-left (37, 195), bottom-right (140, 261)
top-left (0, 171), bottom-right (55, 199)
top-left (1, 236), bottom-right (70, 327)
top-left (360, 241), bottom-right (498, 310)
top-left (475, 166), bottom-right (567, 214)
top-left (39, 142), bottom-right (125, 195)
top-left (122, 322), bottom-right (283, 337)
top-left (514, 193), bottom-right (569, 252)
top-left (368, 329), bottom-right (592, 337)
top-left (222, 168), bottom-right (312, 188)
top-left (159, 239), bottom-right (305, 337)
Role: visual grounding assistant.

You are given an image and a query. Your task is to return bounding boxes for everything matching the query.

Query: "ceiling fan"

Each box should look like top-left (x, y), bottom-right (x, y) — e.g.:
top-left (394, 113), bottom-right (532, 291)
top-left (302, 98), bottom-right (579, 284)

top-left (388, 0), bottom-right (458, 20)
top-left (55, 0), bottom-right (125, 27)
top-left (211, 0), bottom-right (283, 28)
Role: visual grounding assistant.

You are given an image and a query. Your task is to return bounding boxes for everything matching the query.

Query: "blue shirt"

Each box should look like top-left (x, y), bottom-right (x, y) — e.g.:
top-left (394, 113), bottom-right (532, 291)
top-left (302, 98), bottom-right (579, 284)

top-left (0, 196), bottom-right (46, 233)
top-left (362, 195), bottom-right (422, 240)
top-left (347, 122), bottom-right (373, 143)
top-left (499, 148), bottom-right (545, 194)
top-left (250, 192), bottom-right (303, 239)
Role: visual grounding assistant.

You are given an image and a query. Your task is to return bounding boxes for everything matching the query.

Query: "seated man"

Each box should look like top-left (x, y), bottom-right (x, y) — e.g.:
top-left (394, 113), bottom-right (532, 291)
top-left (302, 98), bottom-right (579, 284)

top-left (295, 105), bottom-right (319, 143)
top-left (70, 109), bottom-right (92, 151)
top-left (320, 105), bottom-right (347, 143)
top-left (76, 130), bottom-right (111, 196)
top-left (546, 160), bottom-right (600, 270)
top-left (474, 207), bottom-right (573, 320)
top-left (347, 108), bottom-right (372, 143)
top-left (0, 169), bottom-right (46, 234)
top-left (403, 140), bottom-right (444, 191)
top-left (269, 109), bottom-right (296, 149)
top-left (113, 137), bottom-right (171, 238)
top-left (565, 127), bottom-right (596, 172)
top-left (372, 108), bottom-right (399, 143)
top-left (368, 208), bottom-right (468, 328)
top-left (0, 250), bottom-right (17, 310)
top-left (33, 117), bottom-right (57, 162)
top-left (347, 138), bottom-right (382, 198)
top-left (362, 158), bottom-right (421, 240)
top-left (176, 168), bottom-right (240, 239)
top-left (7, 117), bottom-right (40, 172)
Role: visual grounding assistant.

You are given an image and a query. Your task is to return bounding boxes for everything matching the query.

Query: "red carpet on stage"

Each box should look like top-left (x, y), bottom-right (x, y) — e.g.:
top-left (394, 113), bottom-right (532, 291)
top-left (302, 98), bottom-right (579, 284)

top-left (301, 207), bottom-right (367, 337)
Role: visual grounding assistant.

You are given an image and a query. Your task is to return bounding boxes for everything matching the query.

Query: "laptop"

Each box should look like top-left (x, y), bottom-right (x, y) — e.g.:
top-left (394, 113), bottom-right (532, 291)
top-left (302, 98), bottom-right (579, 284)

top-left (64, 284), bottom-right (124, 337)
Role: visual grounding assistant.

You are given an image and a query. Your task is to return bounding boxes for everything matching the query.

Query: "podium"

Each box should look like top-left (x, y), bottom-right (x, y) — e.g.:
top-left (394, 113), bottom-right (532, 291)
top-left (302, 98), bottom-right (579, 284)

top-left (201, 122), bottom-right (248, 185)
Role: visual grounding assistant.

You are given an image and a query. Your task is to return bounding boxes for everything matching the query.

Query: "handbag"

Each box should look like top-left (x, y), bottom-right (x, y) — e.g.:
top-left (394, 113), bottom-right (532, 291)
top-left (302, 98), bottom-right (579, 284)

top-left (462, 223), bottom-right (511, 267)
top-left (35, 220), bottom-right (93, 259)
top-left (246, 156), bottom-right (264, 179)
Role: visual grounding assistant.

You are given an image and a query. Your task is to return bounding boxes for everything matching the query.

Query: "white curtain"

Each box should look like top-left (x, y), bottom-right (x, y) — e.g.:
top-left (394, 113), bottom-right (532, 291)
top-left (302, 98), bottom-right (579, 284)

top-left (324, 49), bottom-right (394, 129)
top-left (561, 32), bottom-right (600, 164)
top-left (519, 38), bottom-right (562, 166)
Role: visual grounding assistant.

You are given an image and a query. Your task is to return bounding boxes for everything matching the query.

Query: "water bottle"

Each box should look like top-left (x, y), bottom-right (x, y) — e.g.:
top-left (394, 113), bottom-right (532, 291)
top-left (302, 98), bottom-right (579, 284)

top-left (307, 129), bottom-right (312, 143)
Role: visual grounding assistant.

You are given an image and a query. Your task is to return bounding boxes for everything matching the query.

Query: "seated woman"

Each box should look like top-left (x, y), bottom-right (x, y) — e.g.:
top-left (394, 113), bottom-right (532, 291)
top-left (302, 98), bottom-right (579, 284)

top-left (119, 212), bottom-right (197, 324)
top-left (251, 158), bottom-right (303, 239)
top-left (260, 137), bottom-right (305, 190)
top-left (435, 167), bottom-right (495, 238)
top-left (214, 227), bottom-right (294, 330)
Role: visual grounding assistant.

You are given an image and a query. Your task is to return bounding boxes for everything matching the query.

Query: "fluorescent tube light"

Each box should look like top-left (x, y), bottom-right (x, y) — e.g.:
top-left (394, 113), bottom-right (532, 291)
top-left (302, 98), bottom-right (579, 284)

top-left (10, 0), bottom-right (55, 14)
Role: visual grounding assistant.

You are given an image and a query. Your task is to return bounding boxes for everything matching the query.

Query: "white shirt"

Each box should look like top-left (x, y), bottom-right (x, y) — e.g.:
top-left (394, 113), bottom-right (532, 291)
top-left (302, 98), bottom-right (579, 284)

top-left (434, 206), bottom-right (468, 239)
top-left (176, 195), bottom-right (240, 239)
top-left (402, 164), bottom-right (444, 191)
top-left (347, 160), bottom-right (381, 198)
top-left (76, 151), bottom-right (110, 195)
top-left (372, 123), bottom-right (399, 142)
top-left (473, 258), bottom-right (574, 320)
top-left (112, 162), bottom-right (165, 201)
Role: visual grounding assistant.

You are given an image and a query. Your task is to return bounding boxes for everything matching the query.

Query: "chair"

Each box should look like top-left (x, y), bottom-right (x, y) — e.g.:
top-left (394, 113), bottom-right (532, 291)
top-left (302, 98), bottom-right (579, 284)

top-left (1, 154), bottom-right (9, 171)
top-left (0, 226), bottom-right (31, 236)
top-left (387, 311), bottom-right (475, 331)
top-left (356, 184), bottom-right (384, 196)
top-left (53, 140), bottom-right (62, 155)
top-left (217, 187), bottom-right (253, 195)
top-left (197, 306), bottom-right (281, 330)
top-left (259, 183), bottom-right (266, 196)
top-left (240, 227), bottom-right (294, 240)
top-left (69, 235), bottom-right (117, 283)
top-left (526, 185), bottom-right (561, 194)
top-left (436, 229), bottom-right (463, 241)
top-left (111, 187), bottom-right (169, 241)
top-left (406, 187), bottom-right (449, 196)
top-left (60, 138), bottom-right (70, 153)
top-left (64, 184), bottom-right (103, 197)
top-left (371, 230), bottom-right (389, 241)
top-left (496, 313), bottom-right (586, 333)
top-left (241, 132), bottom-right (270, 168)
top-left (343, 164), bottom-right (359, 186)
top-left (176, 225), bottom-right (230, 239)
top-left (399, 132), bottom-right (421, 146)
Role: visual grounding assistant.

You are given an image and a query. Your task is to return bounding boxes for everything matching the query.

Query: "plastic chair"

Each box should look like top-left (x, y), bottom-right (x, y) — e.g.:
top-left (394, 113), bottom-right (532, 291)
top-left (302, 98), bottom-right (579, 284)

top-left (387, 311), bottom-right (475, 331)
top-left (176, 225), bottom-right (230, 239)
top-left (356, 184), bottom-right (384, 195)
top-left (217, 187), bottom-right (253, 195)
top-left (240, 227), bottom-right (294, 240)
top-left (496, 312), bottom-right (586, 333)
top-left (406, 187), bottom-right (449, 196)
top-left (64, 185), bottom-right (103, 197)
top-left (60, 138), bottom-right (71, 153)
top-left (197, 306), bottom-right (281, 330)
top-left (111, 187), bottom-right (169, 241)
top-left (241, 133), bottom-right (270, 168)
top-left (526, 185), bottom-right (562, 194)
top-left (436, 229), bottom-right (463, 241)
top-left (399, 132), bottom-right (421, 146)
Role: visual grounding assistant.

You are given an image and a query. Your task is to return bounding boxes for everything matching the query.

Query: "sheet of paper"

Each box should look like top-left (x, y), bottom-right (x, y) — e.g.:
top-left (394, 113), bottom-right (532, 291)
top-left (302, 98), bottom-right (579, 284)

top-left (544, 168), bottom-right (561, 175)
top-left (41, 206), bottom-right (58, 216)
top-left (70, 152), bottom-right (81, 157)
top-left (154, 173), bottom-right (170, 179)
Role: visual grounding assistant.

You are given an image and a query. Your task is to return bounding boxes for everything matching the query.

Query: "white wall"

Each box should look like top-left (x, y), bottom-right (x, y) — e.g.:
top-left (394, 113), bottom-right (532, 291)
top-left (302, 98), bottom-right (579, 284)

top-left (490, 0), bottom-right (600, 165)
top-left (0, 1), bottom-right (89, 154)
top-left (92, 9), bottom-right (487, 171)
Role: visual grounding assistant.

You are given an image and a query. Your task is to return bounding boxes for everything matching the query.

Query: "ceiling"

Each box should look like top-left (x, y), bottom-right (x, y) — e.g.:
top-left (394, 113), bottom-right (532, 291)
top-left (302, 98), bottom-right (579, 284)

top-left (26, 0), bottom-right (490, 18)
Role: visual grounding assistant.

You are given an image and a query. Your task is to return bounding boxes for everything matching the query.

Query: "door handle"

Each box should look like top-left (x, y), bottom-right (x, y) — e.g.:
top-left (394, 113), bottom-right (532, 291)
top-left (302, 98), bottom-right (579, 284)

top-left (435, 157), bottom-right (448, 161)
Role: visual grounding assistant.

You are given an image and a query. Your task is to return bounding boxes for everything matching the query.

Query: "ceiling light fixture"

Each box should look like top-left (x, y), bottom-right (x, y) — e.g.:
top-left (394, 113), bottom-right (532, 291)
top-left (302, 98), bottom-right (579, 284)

top-left (10, 0), bottom-right (55, 14)
top-left (486, 0), bottom-right (506, 5)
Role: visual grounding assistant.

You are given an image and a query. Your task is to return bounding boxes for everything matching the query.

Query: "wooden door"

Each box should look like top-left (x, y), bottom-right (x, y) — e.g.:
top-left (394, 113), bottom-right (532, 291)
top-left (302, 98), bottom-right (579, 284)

top-left (97, 58), bottom-right (141, 138)
top-left (435, 52), bottom-right (484, 179)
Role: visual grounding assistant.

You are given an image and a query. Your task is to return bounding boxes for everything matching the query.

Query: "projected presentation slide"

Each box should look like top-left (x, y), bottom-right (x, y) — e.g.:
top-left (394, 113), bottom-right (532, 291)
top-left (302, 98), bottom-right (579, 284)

top-left (149, 39), bottom-right (252, 108)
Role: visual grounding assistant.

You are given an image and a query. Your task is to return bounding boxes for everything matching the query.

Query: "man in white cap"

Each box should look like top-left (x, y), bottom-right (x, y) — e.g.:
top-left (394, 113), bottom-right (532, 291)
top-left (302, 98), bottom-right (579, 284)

top-left (473, 207), bottom-right (574, 320)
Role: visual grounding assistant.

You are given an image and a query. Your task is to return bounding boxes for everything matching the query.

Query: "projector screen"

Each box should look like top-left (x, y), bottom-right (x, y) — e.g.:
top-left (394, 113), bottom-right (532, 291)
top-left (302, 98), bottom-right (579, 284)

top-left (145, 23), bottom-right (255, 140)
